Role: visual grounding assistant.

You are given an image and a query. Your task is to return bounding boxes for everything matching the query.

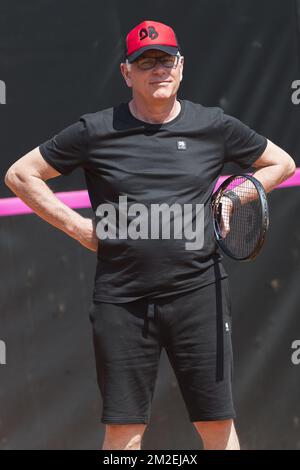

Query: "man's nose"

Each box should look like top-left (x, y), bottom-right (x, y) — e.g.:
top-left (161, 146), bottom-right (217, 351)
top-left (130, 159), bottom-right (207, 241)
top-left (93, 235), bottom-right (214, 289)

top-left (152, 61), bottom-right (167, 73)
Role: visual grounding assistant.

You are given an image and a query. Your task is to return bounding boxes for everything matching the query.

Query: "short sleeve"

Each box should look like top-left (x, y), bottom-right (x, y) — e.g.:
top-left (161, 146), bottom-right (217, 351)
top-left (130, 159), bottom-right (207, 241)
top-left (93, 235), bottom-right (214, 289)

top-left (39, 115), bottom-right (89, 175)
top-left (220, 111), bottom-right (268, 169)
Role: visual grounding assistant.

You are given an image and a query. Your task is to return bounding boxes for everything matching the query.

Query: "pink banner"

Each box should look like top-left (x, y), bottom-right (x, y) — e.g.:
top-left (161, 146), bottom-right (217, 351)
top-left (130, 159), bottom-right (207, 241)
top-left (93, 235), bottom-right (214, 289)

top-left (1, 169), bottom-right (300, 217)
top-left (213, 168), bottom-right (300, 192)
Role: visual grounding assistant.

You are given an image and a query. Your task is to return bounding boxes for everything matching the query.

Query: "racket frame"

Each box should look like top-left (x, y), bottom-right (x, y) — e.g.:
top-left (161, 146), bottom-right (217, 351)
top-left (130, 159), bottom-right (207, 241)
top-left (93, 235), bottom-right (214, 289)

top-left (211, 174), bottom-right (269, 261)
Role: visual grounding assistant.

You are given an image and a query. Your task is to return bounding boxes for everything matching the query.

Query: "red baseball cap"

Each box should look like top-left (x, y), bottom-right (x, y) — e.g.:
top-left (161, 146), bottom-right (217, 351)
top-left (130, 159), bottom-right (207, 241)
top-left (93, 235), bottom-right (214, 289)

top-left (125, 20), bottom-right (181, 63)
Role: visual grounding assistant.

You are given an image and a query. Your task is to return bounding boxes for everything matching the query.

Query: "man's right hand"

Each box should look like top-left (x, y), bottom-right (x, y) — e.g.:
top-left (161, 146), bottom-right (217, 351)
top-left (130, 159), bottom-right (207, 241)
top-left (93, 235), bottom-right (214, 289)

top-left (4, 147), bottom-right (99, 253)
top-left (219, 196), bottom-right (234, 239)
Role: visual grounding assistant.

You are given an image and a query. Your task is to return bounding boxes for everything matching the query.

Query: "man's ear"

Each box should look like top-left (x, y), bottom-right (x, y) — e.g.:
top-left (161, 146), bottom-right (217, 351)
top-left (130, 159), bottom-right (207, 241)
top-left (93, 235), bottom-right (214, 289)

top-left (120, 63), bottom-right (132, 88)
top-left (179, 56), bottom-right (184, 82)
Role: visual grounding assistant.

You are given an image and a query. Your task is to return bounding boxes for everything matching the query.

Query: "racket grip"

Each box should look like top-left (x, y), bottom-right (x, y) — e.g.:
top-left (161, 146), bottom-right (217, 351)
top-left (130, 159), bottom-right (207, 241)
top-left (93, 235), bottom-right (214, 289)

top-left (223, 190), bottom-right (241, 207)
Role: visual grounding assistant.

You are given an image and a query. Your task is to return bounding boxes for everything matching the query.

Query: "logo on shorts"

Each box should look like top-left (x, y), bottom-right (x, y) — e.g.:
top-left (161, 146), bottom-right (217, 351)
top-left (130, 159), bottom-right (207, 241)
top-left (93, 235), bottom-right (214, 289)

top-left (0, 80), bottom-right (6, 104)
top-left (0, 340), bottom-right (6, 365)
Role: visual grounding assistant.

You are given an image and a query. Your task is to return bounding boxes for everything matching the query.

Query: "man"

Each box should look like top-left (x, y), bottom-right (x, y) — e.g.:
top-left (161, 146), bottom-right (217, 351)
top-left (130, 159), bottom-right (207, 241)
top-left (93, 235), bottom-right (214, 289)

top-left (4, 20), bottom-right (295, 450)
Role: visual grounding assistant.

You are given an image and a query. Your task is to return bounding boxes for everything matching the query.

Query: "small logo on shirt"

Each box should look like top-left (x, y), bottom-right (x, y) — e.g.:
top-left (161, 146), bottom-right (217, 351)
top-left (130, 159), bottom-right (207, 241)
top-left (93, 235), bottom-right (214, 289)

top-left (225, 322), bottom-right (230, 332)
top-left (177, 140), bottom-right (187, 150)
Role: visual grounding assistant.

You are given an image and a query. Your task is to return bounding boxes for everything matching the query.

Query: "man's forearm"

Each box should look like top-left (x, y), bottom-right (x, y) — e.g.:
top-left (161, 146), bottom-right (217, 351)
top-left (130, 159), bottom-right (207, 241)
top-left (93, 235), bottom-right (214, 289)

top-left (252, 162), bottom-right (295, 193)
top-left (5, 172), bottom-right (84, 242)
top-left (223, 161), bottom-right (295, 207)
top-left (248, 140), bottom-right (296, 195)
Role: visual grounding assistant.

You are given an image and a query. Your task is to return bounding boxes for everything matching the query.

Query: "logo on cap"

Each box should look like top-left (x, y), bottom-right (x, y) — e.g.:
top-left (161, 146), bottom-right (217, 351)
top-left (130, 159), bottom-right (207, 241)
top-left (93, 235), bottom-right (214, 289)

top-left (139, 26), bottom-right (159, 41)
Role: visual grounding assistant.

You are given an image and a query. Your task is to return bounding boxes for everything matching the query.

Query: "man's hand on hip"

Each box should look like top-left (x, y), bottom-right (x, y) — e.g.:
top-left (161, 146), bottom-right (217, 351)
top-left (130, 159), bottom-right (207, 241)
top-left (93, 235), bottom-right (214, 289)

top-left (77, 217), bottom-right (99, 252)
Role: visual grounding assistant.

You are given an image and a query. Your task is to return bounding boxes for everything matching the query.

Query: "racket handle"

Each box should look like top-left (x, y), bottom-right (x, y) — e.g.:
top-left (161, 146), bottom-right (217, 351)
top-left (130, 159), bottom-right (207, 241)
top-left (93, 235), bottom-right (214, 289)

top-left (223, 190), bottom-right (241, 207)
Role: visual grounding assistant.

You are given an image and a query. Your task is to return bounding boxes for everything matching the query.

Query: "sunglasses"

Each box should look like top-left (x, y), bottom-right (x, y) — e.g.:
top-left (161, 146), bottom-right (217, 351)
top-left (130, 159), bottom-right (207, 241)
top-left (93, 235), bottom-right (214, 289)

top-left (126, 52), bottom-right (181, 70)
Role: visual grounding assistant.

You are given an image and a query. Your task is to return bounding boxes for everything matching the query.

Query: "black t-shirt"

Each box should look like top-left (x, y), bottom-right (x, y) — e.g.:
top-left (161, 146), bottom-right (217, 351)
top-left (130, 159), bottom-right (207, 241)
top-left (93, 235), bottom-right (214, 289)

top-left (39, 99), bottom-right (267, 303)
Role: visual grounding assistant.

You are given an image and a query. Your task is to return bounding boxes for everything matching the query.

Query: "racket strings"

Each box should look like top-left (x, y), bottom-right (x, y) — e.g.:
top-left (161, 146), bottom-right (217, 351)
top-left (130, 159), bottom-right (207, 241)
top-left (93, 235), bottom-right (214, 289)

top-left (214, 177), bottom-right (263, 259)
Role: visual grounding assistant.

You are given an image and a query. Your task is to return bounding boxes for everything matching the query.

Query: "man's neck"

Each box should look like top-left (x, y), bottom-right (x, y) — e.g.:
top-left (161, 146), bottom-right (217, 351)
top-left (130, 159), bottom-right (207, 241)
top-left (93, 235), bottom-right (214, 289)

top-left (129, 97), bottom-right (181, 124)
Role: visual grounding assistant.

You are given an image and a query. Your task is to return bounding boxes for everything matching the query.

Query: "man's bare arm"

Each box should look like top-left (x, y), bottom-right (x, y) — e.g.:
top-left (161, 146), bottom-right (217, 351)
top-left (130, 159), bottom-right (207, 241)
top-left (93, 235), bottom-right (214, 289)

top-left (219, 139), bottom-right (296, 237)
top-left (251, 139), bottom-right (296, 191)
top-left (222, 139), bottom-right (296, 205)
top-left (4, 147), bottom-right (98, 252)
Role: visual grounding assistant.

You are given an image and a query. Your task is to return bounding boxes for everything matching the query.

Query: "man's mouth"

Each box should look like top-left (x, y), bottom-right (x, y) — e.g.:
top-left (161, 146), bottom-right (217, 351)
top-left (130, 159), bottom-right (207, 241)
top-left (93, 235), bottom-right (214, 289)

top-left (150, 81), bottom-right (171, 84)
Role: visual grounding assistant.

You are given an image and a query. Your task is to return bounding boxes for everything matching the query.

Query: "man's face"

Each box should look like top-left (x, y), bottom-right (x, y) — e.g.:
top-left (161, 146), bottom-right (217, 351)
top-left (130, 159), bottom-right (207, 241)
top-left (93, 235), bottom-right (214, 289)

top-left (120, 50), bottom-right (184, 101)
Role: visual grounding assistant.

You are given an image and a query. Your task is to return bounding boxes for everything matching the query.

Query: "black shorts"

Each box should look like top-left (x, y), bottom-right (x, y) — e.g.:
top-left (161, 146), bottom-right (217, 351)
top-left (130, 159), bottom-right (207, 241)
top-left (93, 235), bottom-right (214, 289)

top-left (88, 277), bottom-right (235, 424)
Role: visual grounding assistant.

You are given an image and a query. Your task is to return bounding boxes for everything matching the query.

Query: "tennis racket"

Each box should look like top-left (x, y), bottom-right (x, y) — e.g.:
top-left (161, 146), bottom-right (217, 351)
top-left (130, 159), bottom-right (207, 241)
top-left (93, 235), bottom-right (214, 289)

top-left (211, 174), bottom-right (269, 261)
